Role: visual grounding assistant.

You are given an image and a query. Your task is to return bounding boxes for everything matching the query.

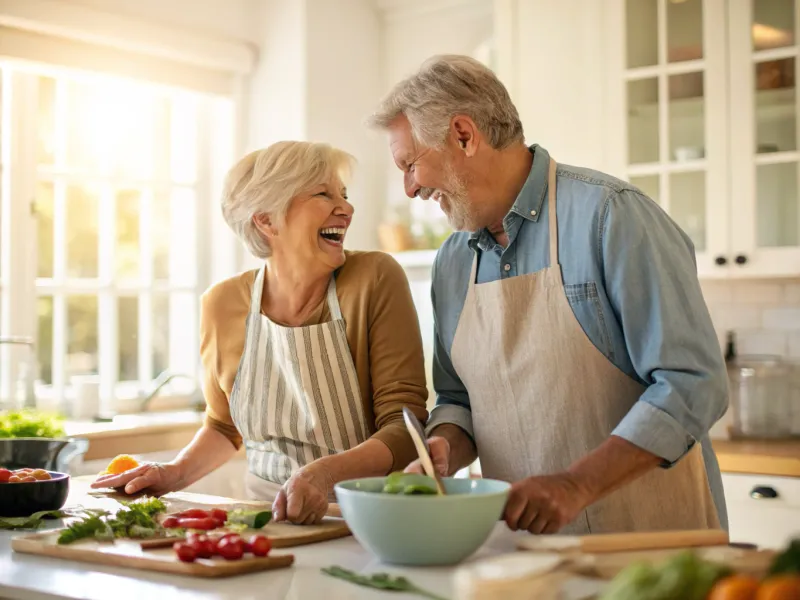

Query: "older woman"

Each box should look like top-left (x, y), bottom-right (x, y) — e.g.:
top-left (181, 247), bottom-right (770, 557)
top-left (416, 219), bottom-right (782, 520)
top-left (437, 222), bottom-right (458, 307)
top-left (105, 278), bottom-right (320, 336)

top-left (92, 141), bottom-right (429, 523)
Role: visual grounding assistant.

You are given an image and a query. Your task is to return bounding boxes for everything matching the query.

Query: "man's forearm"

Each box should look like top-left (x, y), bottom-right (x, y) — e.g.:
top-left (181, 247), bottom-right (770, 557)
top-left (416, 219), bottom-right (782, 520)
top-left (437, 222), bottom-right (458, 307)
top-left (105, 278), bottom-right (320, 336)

top-left (567, 435), bottom-right (661, 502)
top-left (432, 424), bottom-right (478, 475)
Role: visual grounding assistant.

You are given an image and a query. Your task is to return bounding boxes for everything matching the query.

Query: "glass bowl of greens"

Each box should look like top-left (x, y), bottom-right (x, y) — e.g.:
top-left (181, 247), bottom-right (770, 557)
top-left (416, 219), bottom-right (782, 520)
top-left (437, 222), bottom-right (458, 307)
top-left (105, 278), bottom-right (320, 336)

top-left (334, 473), bottom-right (510, 566)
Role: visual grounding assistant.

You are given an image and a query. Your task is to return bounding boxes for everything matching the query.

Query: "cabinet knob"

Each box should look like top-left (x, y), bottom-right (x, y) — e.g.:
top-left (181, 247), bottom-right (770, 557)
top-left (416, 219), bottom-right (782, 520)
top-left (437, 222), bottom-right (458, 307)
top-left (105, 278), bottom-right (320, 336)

top-left (735, 254), bottom-right (748, 265)
top-left (715, 256), bottom-right (728, 266)
top-left (750, 485), bottom-right (778, 499)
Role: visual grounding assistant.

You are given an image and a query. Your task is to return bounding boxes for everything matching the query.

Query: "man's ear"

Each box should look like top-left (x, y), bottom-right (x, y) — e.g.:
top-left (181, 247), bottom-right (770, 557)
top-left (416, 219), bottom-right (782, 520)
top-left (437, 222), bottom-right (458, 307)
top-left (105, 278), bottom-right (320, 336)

top-left (253, 213), bottom-right (277, 237)
top-left (451, 115), bottom-right (479, 157)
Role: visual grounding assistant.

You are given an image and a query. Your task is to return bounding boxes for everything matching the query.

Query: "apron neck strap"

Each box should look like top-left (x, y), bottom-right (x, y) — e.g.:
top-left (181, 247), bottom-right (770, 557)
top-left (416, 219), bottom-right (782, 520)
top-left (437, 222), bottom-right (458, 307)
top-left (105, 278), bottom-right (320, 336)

top-left (326, 275), bottom-right (342, 320)
top-left (547, 159), bottom-right (559, 267)
top-left (249, 265), bottom-right (267, 316)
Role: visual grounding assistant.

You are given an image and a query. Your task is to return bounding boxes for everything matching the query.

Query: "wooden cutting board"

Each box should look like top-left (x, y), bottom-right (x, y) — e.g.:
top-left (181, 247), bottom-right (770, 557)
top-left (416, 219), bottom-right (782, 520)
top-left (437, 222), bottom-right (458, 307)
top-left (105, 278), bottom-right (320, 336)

top-left (11, 531), bottom-right (294, 578)
top-left (516, 528), bottom-right (730, 554)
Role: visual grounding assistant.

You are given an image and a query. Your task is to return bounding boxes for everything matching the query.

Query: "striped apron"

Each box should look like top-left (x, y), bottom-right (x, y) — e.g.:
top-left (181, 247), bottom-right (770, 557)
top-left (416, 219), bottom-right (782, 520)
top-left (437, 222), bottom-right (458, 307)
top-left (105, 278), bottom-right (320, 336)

top-left (229, 265), bottom-right (369, 501)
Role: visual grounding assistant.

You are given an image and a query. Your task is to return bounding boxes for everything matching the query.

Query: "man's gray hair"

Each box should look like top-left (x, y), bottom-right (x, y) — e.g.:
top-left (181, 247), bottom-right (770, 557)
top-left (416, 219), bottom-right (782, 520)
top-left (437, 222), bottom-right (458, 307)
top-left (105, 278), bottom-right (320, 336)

top-left (367, 54), bottom-right (524, 149)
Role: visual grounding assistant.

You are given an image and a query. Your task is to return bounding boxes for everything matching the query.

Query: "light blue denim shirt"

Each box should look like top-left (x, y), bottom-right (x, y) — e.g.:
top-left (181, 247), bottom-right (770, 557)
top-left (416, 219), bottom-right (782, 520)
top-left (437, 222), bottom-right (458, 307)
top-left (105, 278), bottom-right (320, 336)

top-left (427, 144), bottom-right (728, 530)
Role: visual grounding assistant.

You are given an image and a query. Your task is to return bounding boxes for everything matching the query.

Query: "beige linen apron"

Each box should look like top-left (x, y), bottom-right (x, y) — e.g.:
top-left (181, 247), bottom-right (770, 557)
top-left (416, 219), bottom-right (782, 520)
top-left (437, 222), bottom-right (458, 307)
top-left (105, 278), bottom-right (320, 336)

top-left (229, 266), bottom-right (369, 502)
top-left (449, 159), bottom-right (720, 534)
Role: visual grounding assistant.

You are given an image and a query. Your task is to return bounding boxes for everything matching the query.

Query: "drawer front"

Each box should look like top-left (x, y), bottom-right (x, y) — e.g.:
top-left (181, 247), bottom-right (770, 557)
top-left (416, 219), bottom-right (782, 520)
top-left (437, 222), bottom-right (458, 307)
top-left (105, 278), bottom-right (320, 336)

top-left (722, 473), bottom-right (800, 549)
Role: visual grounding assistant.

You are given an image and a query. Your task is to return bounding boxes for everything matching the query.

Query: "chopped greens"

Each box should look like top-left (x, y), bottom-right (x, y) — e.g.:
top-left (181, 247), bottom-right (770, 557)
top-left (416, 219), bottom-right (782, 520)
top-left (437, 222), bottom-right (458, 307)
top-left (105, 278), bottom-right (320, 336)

top-left (57, 497), bottom-right (167, 545)
top-left (381, 472), bottom-right (437, 496)
top-left (225, 509), bottom-right (271, 530)
top-left (0, 509), bottom-right (71, 530)
top-left (322, 566), bottom-right (448, 600)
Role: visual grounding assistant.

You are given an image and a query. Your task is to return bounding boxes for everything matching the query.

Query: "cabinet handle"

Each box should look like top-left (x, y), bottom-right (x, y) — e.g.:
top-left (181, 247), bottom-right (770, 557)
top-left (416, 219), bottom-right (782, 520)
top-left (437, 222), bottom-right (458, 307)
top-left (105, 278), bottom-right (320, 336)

top-left (714, 256), bottom-right (728, 266)
top-left (735, 254), bottom-right (748, 265)
top-left (750, 485), bottom-right (778, 499)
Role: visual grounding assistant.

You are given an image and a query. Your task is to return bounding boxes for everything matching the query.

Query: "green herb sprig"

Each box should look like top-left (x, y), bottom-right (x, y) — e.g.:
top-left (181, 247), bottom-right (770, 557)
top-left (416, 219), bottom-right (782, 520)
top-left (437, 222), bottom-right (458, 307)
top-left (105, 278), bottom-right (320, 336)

top-left (56, 497), bottom-right (167, 545)
top-left (0, 509), bottom-right (71, 530)
top-left (322, 566), bottom-right (448, 600)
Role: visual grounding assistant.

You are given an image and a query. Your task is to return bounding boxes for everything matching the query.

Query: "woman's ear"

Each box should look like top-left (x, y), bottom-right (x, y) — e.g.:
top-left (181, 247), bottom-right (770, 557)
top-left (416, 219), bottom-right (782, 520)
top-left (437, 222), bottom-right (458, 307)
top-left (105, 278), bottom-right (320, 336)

top-left (253, 213), bottom-right (277, 237)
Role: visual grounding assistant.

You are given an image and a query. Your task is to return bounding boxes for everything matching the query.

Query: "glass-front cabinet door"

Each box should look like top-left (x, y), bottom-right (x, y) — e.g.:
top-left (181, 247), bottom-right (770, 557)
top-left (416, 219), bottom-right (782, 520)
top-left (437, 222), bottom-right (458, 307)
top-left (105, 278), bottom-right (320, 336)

top-left (729, 0), bottom-right (800, 276)
top-left (609, 0), bottom-right (729, 277)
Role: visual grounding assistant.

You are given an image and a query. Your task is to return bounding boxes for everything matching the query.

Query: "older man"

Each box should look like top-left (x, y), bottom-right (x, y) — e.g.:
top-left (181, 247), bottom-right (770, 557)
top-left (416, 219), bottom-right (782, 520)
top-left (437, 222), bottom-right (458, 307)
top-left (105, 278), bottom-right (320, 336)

top-left (367, 55), bottom-right (727, 535)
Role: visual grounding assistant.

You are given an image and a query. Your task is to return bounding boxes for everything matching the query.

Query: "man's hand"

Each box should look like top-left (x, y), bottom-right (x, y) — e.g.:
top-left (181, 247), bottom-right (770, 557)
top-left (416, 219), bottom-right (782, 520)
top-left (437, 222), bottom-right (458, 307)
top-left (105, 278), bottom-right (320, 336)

top-left (403, 437), bottom-right (450, 476)
top-left (503, 473), bottom-right (593, 534)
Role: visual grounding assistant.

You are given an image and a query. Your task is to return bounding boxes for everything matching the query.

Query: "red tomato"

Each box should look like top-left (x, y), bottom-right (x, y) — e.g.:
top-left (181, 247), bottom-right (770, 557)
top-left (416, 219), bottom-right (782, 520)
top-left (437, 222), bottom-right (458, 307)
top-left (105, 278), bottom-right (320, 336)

top-left (211, 518), bottom-right (225, 529)
top-left (188, 535), bottom-right (215, 559)
top-left (0, 469), bottom-right (11, 483)
top-left (177, 509), bottom-right (210, 519)
top-left (216, 537), bottom-right (244, 561)
top-left (161, 516), bottom-right (179, 529)
top-left (177, 517), bottom-right (217, 531)
top-left (210, 508), bottom-right (227, 523)
top-left (173, 542), bottom-right (197, 563)
top-left (249, 535), bottom-right (272, 557)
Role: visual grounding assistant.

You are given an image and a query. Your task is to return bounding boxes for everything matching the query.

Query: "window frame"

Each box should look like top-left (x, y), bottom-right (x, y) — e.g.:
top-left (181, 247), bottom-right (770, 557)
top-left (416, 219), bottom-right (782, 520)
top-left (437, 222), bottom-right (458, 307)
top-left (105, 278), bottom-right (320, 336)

top-left (0, 59), bottom-right (236, 415)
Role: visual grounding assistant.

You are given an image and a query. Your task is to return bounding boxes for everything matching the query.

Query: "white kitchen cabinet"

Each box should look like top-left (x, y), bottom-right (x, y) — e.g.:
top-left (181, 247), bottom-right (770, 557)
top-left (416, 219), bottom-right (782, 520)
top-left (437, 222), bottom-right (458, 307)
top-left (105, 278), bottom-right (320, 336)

top-left (722, 472), bottom-right (800, 549)
top-left (603, 0), bottom-right (800, 278)
top-left (495, 0), bottom-right (800, 279)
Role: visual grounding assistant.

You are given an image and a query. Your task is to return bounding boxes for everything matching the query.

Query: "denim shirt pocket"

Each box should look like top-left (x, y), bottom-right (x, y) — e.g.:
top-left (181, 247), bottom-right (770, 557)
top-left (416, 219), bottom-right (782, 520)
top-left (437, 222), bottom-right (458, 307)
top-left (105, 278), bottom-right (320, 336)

top-left (564, 282), bottom-right (615, 363)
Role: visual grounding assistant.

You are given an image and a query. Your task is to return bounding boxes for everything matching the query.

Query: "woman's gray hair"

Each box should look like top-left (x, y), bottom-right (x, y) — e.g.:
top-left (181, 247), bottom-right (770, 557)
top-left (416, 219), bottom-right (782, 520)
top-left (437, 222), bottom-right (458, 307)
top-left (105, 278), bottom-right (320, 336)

top-left (221, 141), bottom-right (355, 259)
top-left (367, 54), bottom-right (524, 150)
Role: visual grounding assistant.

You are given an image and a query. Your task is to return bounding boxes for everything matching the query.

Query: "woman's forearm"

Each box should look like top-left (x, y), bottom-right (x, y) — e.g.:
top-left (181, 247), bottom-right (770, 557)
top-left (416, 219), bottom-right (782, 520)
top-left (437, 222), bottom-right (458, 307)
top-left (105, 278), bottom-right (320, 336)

top-left (170, 425), bottom-right (239, 490)
top-left (314, 438), bottom-right (394, 486)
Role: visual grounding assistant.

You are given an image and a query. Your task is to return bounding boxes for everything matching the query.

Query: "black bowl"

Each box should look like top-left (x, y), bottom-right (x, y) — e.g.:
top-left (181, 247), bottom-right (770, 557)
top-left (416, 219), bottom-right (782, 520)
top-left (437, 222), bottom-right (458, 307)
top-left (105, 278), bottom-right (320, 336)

top-left (0, 471), bottom-right (70, 517)
top-left (0, 438), bottom-right (88, 473)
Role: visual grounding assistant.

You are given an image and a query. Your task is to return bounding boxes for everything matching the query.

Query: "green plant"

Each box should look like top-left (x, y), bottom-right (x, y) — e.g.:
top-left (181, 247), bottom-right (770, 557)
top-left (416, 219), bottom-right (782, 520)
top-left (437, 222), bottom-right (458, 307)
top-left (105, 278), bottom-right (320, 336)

top-left (0, 409), bottom-right (65, 439)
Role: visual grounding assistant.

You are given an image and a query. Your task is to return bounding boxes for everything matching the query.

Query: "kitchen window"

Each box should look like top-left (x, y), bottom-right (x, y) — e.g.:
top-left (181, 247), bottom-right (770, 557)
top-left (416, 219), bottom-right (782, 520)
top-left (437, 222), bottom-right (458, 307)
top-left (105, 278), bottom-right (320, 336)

top-left (0, 62), bottom-right (236, 415)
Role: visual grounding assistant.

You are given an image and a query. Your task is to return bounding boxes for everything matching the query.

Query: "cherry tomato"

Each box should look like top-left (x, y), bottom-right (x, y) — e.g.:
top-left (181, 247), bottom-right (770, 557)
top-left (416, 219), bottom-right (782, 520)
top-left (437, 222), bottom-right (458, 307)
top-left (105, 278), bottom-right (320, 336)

top-left (177, 509), bottom-right (210, 519)
top-left (161, 516), bottom-right (180, 529)
top-left (177, 517), bottom-right (217, 530)
top-left (0, 469), bottom-right (11, 483)
top-left (216, 537), bottom-right (244, 561)
top-left (173, 542), bottom-right (197, 563)
top-left (210, 508), bottom-right (227, 523)
top-left (188, 535), bottom-right (215, 559)
top-left (249, 535), bottom-right (272, 557)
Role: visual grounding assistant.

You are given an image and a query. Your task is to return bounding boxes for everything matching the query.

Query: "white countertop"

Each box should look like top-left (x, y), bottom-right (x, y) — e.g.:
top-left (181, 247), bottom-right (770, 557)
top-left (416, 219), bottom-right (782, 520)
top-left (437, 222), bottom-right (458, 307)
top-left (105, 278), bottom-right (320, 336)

top-left (0, 522), bottom-right (603, 600)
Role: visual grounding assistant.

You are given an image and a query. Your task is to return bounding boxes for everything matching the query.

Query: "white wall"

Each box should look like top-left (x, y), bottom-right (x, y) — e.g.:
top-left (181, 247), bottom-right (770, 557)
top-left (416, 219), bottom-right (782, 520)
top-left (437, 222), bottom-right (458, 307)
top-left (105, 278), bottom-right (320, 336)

top-left (63, 0), bottom-right (263, 44)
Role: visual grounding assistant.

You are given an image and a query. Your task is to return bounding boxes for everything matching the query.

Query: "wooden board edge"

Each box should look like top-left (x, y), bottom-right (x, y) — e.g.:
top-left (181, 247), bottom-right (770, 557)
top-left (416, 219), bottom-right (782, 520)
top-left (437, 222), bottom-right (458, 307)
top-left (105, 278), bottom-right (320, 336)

top-left (12, 536), bottom-right (295, 578)
top-left (270, 526), bottom-right (351, 548)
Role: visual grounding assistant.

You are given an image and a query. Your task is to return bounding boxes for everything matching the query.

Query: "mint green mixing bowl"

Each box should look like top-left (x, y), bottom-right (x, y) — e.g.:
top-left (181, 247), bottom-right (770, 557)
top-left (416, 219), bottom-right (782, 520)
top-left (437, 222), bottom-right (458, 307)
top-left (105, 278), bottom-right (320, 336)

top-left (334, 475), bottom-right (510, 566)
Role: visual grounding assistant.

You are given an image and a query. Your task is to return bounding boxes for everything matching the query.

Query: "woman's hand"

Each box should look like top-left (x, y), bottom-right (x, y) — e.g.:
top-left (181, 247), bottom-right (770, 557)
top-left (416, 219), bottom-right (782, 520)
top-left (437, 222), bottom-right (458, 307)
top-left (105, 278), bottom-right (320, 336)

top-left (272, 462), bottom-right (333, 525)
top-left (90, 462), bottom-right (184, 496)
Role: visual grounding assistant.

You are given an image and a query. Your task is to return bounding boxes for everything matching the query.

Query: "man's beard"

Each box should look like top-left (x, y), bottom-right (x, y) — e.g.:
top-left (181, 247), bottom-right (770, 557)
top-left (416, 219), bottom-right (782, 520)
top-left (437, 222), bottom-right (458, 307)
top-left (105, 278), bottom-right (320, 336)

top-left (422, 162), bottom-right (477, 232)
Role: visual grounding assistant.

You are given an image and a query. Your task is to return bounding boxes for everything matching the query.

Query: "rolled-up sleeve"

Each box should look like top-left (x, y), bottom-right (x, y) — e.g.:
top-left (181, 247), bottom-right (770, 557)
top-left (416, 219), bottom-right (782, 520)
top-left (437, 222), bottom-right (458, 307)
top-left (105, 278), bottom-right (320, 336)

top-left (602, 190), bottom-right (729, 466)
top-left (425, 254), bottom-right (475, 440)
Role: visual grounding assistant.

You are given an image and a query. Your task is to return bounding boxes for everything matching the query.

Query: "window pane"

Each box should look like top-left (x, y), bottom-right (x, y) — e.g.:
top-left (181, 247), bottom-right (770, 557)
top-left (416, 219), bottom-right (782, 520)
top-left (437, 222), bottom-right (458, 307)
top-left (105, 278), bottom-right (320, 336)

top-left (756, 58), bottom-right (796, 154)
top-left (116, 189), bottom-right (140, 280)
top-left (67, 295), bottom-right (98, 378)
top-left (36, 297), bottom-right (53, 385)
top-left (171, 95), bottom-right (198, 184)
top-left (753, 0), bottom-right (795, 51)
top-left (38, 77), bottom-right (56, 166)
top-left (153, 191), bottom-right (170, 282)
top-left (628, 78), bottom-right (660, 164)
top-left (626, 0), bottom-right (658, 68)
top-left (669, 72), bottom-right (705, 162)
top-left (36, 182), bottom-right (54, 278)
top-left (757, 162), bottom-right (799, 247)
top-left (66, 184), bottom-right (99, 278)
top-left (152, 295), bottom-right (169, 377)
top-left (65, 82), bottom-right (105, 173)
top-left (118, 297), bottom-right (138, 381)
top-left (630, 175), bottom-right (660, 205)
top-left (667, 0), bottom-right (703, 62)
top-left (670, 171), bottom-right (706, 252)
top-left (154, 188), bottom-right (197, 284)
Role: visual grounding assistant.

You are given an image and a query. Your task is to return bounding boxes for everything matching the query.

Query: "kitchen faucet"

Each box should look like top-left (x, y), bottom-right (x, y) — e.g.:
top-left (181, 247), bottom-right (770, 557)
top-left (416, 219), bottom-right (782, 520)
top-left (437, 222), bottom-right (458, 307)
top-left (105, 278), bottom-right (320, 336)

top-left (138, 369), bottom-right (205, 412)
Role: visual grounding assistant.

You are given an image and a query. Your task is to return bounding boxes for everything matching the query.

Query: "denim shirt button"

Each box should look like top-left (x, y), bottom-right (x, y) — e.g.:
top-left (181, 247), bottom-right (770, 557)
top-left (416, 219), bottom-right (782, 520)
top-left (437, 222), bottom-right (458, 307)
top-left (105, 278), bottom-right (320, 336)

top-left (503, 264), bottom-right (511, 272)
top-left (530, 210), bottom-right (537, 217)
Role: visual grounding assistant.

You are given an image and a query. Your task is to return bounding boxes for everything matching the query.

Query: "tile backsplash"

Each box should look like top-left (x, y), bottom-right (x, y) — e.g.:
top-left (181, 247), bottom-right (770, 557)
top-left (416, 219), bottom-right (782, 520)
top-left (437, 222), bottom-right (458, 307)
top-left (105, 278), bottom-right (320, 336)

top-left (701, 279), bottom-right (800, 359)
